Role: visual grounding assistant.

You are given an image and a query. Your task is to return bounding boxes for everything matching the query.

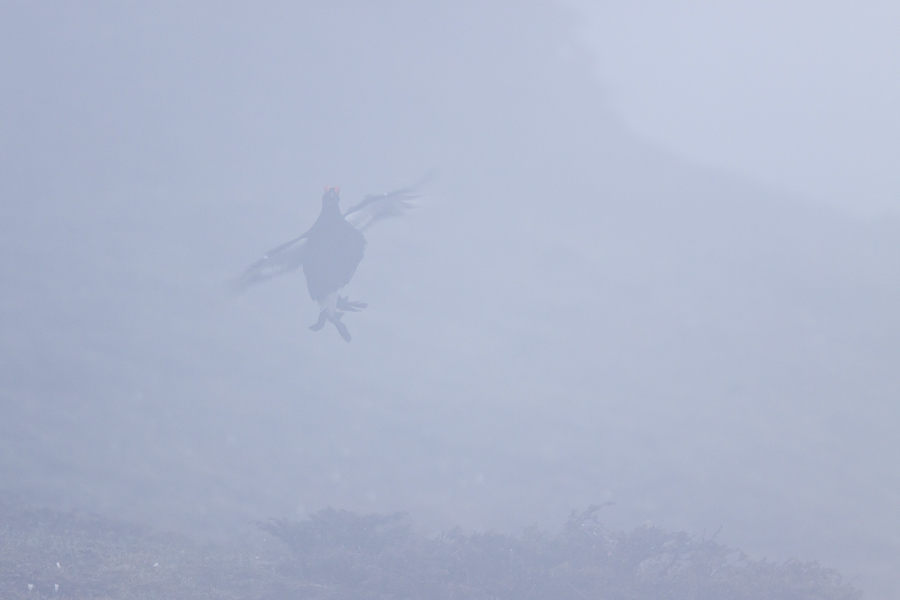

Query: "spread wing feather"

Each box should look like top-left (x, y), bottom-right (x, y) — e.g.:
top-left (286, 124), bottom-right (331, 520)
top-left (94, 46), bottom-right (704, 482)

top-left (343, 170), bottom-right (435, 231)
top-left (230, 171), bottom-right (434, 294)
top-left (228, 233), bottom-right (309, 293)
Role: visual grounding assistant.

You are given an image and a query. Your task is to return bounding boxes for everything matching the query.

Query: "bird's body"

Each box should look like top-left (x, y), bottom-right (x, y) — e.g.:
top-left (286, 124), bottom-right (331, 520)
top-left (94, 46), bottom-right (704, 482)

top-left (230, 173), bottom-right (433, 342)
top-left (301, 188), bottom-right (365, 302)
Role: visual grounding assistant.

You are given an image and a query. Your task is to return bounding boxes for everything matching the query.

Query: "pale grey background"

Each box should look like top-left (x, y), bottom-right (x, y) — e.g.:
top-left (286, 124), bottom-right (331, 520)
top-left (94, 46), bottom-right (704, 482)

top-left (568, 0), bottom-right (900, 218)
top-left (1, 2), bottom-right (898, 598)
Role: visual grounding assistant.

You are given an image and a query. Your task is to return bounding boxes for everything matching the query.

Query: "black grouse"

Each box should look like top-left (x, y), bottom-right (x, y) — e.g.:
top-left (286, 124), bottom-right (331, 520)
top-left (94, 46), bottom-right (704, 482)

top-left (231, 175), bottom-right (431, 341)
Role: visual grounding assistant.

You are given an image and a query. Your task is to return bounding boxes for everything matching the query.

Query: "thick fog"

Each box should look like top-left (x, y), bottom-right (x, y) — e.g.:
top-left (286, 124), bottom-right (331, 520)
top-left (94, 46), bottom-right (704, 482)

top-left (1, 2), bottom-right (898, 598)
top-left (570, 0), bottom-right (900, 218)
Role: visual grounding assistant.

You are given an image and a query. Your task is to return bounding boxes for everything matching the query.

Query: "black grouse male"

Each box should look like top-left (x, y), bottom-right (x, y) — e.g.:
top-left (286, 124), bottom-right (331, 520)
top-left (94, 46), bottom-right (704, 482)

top-left (231, 174), bottom-right (432, 341)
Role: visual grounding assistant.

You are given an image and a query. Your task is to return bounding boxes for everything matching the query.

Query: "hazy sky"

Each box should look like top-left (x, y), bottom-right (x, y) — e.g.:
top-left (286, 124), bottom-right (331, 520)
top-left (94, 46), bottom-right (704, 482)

top-left (567, 1), bottom-right (900, 218)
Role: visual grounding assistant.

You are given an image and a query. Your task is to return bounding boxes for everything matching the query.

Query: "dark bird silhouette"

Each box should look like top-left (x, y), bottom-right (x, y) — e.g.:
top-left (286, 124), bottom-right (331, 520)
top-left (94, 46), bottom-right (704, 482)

top-left (303, 187), bottom-right (365, 302)
top-left (231, 174), bottom-right (432, 341)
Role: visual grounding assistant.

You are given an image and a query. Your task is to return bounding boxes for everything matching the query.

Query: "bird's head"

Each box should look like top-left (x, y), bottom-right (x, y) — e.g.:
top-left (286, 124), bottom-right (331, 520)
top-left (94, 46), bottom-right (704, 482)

top-left (322, 186), bottom-right (341, 208)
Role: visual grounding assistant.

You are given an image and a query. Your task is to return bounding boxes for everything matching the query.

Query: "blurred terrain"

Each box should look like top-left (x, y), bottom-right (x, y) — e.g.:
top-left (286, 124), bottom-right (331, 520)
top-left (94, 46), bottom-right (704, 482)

top-left (1, 2), bottom-right (898, 598)
top-left (0, 502), bottom-right (862, 599)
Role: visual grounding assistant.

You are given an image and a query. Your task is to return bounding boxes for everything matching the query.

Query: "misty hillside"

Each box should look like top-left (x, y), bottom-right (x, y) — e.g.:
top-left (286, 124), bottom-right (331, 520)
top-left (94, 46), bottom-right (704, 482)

top-left (0, 501), bottom-right (861, 600)
top-left (1, 2), bottom-right (898, 598)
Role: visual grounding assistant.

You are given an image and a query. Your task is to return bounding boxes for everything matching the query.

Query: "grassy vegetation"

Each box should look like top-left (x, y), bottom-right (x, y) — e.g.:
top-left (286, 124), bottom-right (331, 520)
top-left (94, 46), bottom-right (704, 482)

top-left (1, 500), bottom-right (862, 599)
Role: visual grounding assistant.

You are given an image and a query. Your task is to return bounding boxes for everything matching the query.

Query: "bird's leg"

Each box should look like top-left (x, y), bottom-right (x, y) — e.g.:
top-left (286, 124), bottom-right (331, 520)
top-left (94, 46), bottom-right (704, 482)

top-left (310, 292), bottom-right (352, 340)
top-left (336, 295), bottom-right (368, 312)
top-left (311, 292), bottom-right (341, 331)
top-left (328, 311), bottom-right (352, 342)
top-left (309, 309), bottom-right (329, 331)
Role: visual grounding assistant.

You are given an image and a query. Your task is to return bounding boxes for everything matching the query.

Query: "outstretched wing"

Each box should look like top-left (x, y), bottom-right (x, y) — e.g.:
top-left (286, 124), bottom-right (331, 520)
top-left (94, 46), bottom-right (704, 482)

top-left (230, 171), bottom-right (435, 294)
top-left (343, 170), bottom-right (436, 232)
top-left (228, 233), bottom-right (309, 294)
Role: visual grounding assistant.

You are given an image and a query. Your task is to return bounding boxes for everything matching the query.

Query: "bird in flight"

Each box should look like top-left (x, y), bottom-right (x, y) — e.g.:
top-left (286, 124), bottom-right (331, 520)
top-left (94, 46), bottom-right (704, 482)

top-left (230, 174), bottom-right (432, 341)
